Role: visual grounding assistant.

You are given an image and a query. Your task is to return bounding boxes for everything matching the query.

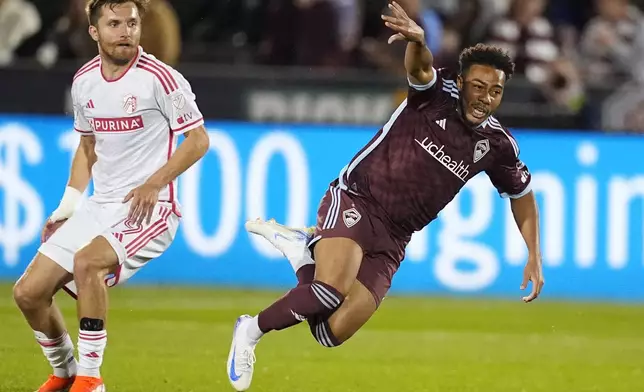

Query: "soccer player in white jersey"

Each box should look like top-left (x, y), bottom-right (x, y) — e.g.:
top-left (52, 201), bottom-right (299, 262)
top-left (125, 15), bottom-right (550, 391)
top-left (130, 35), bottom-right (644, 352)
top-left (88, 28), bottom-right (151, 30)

top-left (12, 1), bottom-right (209, 391)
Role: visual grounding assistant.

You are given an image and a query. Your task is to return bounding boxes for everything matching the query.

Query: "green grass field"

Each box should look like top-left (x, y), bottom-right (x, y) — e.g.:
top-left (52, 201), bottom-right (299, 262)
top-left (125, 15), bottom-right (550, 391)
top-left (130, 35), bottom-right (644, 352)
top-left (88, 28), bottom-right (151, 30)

top-left (1, 283), bottom-right (644, 392)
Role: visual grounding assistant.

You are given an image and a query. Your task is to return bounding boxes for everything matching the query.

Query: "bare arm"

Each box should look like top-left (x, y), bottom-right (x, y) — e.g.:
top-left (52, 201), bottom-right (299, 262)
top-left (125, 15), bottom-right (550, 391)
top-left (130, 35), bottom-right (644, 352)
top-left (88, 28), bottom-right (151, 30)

top-left (67, 135), bottom-right (97, 192)
top-left (144, 125), bottom-right (209, 189)
top-left (124, 125), bottom-right (209, 225)
top-left (382, 1), bottom-right (435, 85)
top-left (510, 191), bottom-right (540, 256)
top-left (404, 41), bottom-right (434, 85)
top-left (510, 191), bottom-right (544, 302)
top-left (45, 135), bottom-right (96, 228)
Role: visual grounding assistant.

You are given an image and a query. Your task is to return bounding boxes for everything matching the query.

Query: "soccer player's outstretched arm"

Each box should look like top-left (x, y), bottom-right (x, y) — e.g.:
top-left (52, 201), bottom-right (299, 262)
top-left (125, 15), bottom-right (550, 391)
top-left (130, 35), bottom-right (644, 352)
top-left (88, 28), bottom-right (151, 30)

top-left (487, 146), bottom-right (544, 303)
top-left (509, 191), bottom-right (544, 303)
top-left (382, 1), bottom-right (434, 85)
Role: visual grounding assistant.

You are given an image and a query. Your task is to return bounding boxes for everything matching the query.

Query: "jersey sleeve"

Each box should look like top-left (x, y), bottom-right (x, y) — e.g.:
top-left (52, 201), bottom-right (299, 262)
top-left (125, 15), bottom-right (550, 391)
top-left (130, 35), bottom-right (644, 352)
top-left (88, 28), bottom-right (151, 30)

top-left (486, 135), bottom-right (532, 199)
top-left (155, 69), bottom-right (204, 135)
top-left (406, 67), bottom-right (457, 109)
top-left (71, 83), bottom-right (93, 134)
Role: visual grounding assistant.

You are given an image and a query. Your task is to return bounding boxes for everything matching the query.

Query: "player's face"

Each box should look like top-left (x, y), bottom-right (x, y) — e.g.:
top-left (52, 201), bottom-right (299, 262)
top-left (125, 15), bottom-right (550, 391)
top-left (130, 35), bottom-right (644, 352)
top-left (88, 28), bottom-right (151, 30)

top-left (90, 2), bottom-right (141, 65)
top-left (457, 64), bottom-right (505, 126)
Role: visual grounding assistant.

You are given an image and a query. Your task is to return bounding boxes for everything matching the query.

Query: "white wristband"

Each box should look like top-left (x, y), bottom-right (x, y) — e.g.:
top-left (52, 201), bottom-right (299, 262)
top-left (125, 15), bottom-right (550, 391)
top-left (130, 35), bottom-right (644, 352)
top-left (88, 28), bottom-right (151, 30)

top-left (49, 186), bottom-right (83, 222)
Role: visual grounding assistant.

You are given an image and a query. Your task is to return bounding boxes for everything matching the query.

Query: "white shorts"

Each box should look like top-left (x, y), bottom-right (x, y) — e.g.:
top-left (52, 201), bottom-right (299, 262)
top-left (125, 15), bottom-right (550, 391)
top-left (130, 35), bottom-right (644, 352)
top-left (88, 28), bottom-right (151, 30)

top-left (38, 199), bottom-right (180, 298)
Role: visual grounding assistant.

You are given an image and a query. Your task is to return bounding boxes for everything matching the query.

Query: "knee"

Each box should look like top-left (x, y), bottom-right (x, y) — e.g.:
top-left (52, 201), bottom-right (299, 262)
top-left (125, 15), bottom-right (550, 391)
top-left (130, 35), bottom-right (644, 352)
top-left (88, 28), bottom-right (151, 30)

top-left (329, 326), bottom-right (354, 343)
top-left (13, 279), bottom-right (46, 311)
top-left (313, 239), bottom-right (363, 296)
top-left (73, 248), bottom-right (108, 282)
top-left (327, 316), bottom-right (356, 343)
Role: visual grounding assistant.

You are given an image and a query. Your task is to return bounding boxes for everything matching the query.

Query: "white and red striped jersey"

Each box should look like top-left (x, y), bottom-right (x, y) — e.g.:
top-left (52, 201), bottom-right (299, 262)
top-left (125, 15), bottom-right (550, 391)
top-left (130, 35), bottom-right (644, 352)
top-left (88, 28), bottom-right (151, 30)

top-left (71, 46), bottom-right (204, 214)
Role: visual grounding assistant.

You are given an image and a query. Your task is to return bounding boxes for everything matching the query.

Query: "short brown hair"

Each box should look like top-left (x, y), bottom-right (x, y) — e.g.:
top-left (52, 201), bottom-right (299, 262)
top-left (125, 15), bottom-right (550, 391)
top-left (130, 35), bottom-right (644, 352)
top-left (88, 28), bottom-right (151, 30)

top-left (85, 0), bottom-right (149, 26)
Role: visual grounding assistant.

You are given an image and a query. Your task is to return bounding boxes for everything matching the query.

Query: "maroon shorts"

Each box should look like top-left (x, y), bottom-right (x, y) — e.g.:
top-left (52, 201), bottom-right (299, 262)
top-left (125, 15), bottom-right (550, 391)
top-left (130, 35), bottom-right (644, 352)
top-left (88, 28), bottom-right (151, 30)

top-left (308, 183), bottom-right (406, 307)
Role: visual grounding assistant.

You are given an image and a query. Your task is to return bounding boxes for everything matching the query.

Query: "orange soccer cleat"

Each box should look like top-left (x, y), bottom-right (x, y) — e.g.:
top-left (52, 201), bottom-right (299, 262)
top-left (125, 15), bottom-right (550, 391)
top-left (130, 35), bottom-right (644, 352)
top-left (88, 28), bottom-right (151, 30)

top-left (69, 376), bottom-right (105, 392)
top-left (36, 375), bottom-right (75, 392)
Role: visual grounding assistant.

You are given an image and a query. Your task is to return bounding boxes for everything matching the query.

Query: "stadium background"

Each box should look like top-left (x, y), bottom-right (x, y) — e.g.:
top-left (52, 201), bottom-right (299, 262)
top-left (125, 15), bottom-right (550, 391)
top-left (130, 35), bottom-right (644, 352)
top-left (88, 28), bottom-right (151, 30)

top-left (2, 0), bottom-right (644, 391)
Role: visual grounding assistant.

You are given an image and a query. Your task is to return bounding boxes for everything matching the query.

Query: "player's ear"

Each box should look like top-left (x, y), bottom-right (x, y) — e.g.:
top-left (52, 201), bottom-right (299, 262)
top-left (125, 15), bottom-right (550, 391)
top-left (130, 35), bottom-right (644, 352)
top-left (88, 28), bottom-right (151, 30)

top-left (88, 25), bottom-right (99, 42)
top-left (456, 75), bottom-right (463, 90)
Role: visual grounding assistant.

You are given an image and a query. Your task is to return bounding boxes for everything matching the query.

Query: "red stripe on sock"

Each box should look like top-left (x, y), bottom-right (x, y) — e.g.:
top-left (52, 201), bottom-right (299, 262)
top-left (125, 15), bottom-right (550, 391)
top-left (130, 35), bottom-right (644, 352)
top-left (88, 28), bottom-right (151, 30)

top-left (37, 333), bottom-right (67, 347)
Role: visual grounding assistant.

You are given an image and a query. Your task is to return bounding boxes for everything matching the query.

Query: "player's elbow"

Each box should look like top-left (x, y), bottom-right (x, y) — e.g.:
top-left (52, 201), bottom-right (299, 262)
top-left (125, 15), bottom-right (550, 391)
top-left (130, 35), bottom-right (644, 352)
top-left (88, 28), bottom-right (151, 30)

top-left (408, 68), bottom-right (433, 86)
top-left (187, 126), bottom-right (210, 157)
top-left (196, 130), bottom-right (210, 157)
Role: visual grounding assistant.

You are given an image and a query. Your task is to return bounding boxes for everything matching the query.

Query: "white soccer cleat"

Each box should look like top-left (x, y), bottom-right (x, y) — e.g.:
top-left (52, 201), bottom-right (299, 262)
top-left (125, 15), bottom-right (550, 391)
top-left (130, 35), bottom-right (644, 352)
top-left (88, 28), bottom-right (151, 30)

top-left (227, 315), bottom-right (257, 391)
top-left (245, 218), bottom-right (315, 271)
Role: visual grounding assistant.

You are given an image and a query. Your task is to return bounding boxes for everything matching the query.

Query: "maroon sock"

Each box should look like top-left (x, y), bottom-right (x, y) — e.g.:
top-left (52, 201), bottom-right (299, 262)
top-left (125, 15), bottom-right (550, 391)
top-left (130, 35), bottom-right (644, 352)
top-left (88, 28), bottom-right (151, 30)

top-left (296, 264), bottom-right (341, 346)
top-left (296, 264), bottom-right (315, 285)
top-left (308, 317), bottom-right (342, 347)
top-left (257, 280), bottom-right (344, 333)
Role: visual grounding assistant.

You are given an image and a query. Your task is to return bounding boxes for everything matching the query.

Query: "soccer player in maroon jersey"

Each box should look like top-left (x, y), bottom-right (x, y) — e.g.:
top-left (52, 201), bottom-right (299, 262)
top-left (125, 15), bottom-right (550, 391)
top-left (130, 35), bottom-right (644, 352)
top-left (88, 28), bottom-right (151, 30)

top-left (227, 2), bottom-right (544, 390)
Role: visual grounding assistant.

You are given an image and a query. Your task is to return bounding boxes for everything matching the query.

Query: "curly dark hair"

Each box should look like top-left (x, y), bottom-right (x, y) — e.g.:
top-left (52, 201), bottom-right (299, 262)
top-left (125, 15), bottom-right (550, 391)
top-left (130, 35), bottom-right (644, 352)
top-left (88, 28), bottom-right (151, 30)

top-left (85, 0), bottom-right (149, 26)
top-left (459, 43), bottom-right (515, 81)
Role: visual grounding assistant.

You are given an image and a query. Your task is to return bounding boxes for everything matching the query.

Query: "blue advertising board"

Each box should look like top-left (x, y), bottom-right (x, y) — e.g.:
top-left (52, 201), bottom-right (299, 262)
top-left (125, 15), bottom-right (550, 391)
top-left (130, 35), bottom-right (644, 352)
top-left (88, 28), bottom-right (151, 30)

top-left (0, 115), bottom-right (643, 302)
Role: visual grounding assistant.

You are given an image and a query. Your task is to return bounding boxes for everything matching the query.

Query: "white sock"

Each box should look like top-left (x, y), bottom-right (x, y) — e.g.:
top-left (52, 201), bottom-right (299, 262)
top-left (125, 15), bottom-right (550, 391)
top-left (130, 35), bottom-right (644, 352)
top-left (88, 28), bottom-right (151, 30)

top-left (246, 316), bottom-right (264, 342)
top-left (290, 247), bottom-right (315, 273)
top-left (34, 331), bottom-right (77, 378)
top-left (77, 329), bottom-right (107, 378)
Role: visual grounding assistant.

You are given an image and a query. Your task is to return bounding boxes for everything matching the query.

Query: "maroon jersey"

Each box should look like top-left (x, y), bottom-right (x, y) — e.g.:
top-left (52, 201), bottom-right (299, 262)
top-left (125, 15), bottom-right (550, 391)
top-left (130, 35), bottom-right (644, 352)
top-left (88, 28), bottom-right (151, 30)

top-left (337, 67), bottom-right (531, 239)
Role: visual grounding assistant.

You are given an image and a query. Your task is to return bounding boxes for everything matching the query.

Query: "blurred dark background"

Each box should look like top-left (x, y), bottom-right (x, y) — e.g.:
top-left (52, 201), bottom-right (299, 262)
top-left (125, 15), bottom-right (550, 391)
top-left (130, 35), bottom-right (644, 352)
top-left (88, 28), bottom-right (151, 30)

top-left (2, 0), bottom-right (644, 131)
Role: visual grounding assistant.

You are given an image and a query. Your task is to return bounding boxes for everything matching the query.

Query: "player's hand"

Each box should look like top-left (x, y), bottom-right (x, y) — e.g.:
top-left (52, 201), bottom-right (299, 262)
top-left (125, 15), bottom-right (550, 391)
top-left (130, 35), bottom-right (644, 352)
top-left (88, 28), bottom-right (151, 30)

top-left (382, 1), bottom-right (425, 45)
top-left (41, 218), bottom-right (67, 243)
top-left (123, 183), bottom-right (161, 226)
top-left (521, 254), bottom-right (544, 303)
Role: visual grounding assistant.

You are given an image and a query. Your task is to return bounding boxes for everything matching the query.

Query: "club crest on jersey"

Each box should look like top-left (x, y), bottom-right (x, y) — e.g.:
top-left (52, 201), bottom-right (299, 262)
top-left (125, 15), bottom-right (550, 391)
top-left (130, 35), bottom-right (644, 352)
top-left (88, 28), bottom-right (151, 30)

top-left (473, 139), bottom-right (490, 163)
top-left (123, 94), bottom-right (137, 114)
top-left (343, 208), bottom-right (361, 228)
